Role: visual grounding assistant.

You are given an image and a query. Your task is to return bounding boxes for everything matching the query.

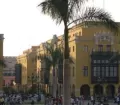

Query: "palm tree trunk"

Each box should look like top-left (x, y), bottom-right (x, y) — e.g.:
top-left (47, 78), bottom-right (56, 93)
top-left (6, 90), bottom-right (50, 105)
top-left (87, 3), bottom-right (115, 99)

top-left (63, 24), bottom-right (71, 105)
top-left (53, 67), bottom-right (57, 97)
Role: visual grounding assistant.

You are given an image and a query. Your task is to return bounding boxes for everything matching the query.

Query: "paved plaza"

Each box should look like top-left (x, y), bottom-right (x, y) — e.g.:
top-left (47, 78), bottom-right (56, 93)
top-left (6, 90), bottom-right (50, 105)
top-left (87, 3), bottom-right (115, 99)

top-left (83, 100), bottom-right (117, 105)
top-left (21, 100), bottom-right (118, 105)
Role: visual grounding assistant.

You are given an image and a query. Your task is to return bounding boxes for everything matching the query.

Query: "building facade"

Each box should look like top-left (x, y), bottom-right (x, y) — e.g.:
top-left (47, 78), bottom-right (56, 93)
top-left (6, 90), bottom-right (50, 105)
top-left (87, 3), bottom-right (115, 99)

top-left (36, 24), bottom-right (120, 98)
top-left (17, 23), bottom-right (120, 98)
top-left (17, 46), bottom-right (38, 86)
top-left (0, 34), bottom-right (4, 90)
top-left (68, 25), bottom-right (120, 98)
top-left (3, 56), bottom-right (16, 87)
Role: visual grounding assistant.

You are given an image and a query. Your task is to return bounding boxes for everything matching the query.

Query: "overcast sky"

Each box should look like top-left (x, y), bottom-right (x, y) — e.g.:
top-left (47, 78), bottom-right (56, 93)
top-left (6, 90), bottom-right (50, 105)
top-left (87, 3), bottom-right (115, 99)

top-left (0, 0), bottom-right (120, 56)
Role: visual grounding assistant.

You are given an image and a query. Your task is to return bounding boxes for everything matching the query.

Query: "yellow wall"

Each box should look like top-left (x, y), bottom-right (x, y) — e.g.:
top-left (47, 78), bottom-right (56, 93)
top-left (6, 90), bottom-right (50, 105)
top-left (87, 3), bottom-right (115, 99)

top-left (73, 26), bottom-right (120, 96)
top-left (17, 23), bottom-right (120, 97)
top-left (17, 46), bottom-right (38, 85)
top-left (0, 34), bottom-right (4, 90)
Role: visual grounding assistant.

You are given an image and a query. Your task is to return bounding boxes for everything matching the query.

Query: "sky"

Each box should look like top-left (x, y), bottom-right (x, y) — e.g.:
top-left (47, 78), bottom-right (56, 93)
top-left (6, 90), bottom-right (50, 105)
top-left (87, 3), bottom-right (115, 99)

top-left (0, 0), bottom-right (120, 56)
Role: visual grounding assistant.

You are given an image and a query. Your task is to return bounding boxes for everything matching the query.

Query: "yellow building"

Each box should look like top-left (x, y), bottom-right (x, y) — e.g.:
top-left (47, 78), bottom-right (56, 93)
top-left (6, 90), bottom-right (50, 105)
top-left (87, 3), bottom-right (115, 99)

top-left (36, 23), bottom-right (120, 98)
top-left (17, 46), bottom-right (38, 86)
top-left (0, 34), bottom-right (4, 90)
top-left (68, 24), bottom-right (120, 98)
top-left (17, 23), bottom-right (120, 98)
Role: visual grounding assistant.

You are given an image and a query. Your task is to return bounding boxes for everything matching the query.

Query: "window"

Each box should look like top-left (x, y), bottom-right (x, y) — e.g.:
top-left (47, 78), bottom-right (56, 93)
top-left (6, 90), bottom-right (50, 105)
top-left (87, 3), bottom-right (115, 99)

top-left (73, 67), bottom-right (75, 77)
top-left (98, 45), bottom-right (103, 51)
top-left (101, 67), bottom-right (105, 77)
top-left (110, 67), bottom-right (113, 77)
top-left (113, 67), bottom-right (117, 76)
top-left (93, 60), bottom-right (96, 63)
top-left (106, 45), bottom-right (111, 51)
top-left (83, 66), bottom-right (88, 76)
top-left (93, 66), bottom-right (101, 77)
top-left (73, 46), bottom-right (74, 52)
top-left (97, 60), bottom-right (100, 63)
top-left (102, 60), bottom-right (105, 63)
top-left (84, 45), bottom-right (88, 52)
top-left (106, 67), bottom-right (109, 77)
top-left (97, 67), bottom-right (100, 76)
top-left (93, 67), bottom-right (97, 76)
top-left (13, 73), bottom-right (15, 76)
top-left (106, 60), bottom-right (109, 63)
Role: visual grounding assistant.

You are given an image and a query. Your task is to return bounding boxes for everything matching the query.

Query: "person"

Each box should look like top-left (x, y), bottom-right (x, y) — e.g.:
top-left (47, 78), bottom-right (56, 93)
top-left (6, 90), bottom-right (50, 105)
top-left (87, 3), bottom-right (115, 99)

top-left (71, 97), bottom-right (74, 105)
top-left (31, 99), bottom-right (34, 105)
top-left (91, 95), bottom-right (95, 105)
top-left (59, 96), bottom-right (62, 105)
top-left (0, 97), bottom-right (4, 105)
top-left (117, 96), bottom-right (120, 105)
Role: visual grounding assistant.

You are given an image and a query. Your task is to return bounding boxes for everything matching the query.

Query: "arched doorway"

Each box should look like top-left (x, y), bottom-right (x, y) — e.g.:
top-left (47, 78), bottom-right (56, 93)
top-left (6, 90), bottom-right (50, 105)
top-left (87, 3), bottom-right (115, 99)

top-left (80, 84), bottom-right (90, 99)
top-left (71, 84), bottom-right (75, 97)
top-left (94, 85), bottom-right (103, 96)
top-left (106, 85), bottom-right (115, 98)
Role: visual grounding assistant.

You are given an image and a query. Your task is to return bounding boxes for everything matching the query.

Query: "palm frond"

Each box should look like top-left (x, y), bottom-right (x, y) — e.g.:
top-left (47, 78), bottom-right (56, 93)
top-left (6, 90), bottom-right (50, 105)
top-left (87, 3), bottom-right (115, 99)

top-left (38, 0), bottom-right (63, 24)
top-left (76, 7), bottom-right (119, 35)
top-left (68, 0), bottom-right (88, 21)
top-left (0, 60), bottom-right (6, 67)
top-left (39, 53), bottom-right (52, 84)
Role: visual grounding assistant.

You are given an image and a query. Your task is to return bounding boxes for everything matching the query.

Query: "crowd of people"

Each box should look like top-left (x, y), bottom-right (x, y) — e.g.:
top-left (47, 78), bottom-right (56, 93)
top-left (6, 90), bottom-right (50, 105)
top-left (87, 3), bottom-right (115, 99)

top-left (0, 93), bottom-right (120, 105)
top-left (0, 93), bottom-right (41, 105)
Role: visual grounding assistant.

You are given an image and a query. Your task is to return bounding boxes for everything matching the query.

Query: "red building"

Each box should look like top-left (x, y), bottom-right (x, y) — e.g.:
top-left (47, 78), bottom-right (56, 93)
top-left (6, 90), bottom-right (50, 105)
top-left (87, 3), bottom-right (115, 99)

top-left (3, 56), bottom-right (16, 87)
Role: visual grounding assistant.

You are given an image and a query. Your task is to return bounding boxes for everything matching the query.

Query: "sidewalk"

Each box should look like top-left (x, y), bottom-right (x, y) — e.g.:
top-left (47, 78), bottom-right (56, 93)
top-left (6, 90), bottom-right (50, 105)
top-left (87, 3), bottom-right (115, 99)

top-left (83, 100), bottom-right (116, 105)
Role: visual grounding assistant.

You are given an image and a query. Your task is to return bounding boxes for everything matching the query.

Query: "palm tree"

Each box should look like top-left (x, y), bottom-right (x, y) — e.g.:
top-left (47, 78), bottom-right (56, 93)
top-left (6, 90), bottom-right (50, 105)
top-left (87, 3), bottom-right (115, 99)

top-left (0, 59), bottom-right (6, 67)
top-left (38, 1), bottom-right (119, 105)
top-left (38, 54), bottom-right (51, 94)
top-left (38, 36), bottom-right (64, 97)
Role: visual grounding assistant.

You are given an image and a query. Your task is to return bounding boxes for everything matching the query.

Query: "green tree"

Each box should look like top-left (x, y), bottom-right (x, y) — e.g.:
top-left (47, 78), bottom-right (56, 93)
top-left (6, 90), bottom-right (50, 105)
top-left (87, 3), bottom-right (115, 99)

top-left (39, 35), bottom-right (63, 97)
top-left (0, 59), bottom-right (6, 67)
top-left (38, 1), bottom-right (119, 104)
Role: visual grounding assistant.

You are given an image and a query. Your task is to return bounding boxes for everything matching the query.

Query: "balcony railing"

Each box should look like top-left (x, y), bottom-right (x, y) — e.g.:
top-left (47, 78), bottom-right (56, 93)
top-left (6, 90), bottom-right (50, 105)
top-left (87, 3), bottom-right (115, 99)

top-left (91, 76), bottom-right (119, 84)
top-left (91, 51), bottom-right (119, 56)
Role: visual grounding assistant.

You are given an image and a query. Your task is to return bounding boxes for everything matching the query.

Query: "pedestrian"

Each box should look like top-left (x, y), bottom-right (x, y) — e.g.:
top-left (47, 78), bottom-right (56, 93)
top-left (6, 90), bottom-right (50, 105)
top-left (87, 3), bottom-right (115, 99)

top-left (117, 96), bottom-right (120, 105)
top-left (91, 95), bottom-right (95, 105)
top-left (31, 99), bottom-right (34, 105)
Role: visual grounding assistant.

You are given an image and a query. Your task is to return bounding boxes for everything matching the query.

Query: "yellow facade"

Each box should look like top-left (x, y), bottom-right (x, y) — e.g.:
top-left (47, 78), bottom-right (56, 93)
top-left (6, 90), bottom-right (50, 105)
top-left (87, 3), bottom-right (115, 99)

top-left (35, 24), bottom-right (120, 97)
top-left (68, 25), bottom-right (120, 97)
top-left (0, 34), bottom-right (4, 90)
top-left (17, 46), bottom-right (38, 85)
top-left (17, 23), bottom-right (120, 98)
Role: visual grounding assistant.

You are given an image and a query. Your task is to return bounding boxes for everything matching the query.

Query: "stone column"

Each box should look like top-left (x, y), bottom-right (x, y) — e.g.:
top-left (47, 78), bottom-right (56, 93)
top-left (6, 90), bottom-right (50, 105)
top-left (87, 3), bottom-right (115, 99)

top-left (90, 86), bottom-right (94, 96)
top-left (75, 88), bottom-right (80, 97)
top-left (115, 86), bottom-right (118, 95)
top-left (103, 86), bottom-right (106, 96)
